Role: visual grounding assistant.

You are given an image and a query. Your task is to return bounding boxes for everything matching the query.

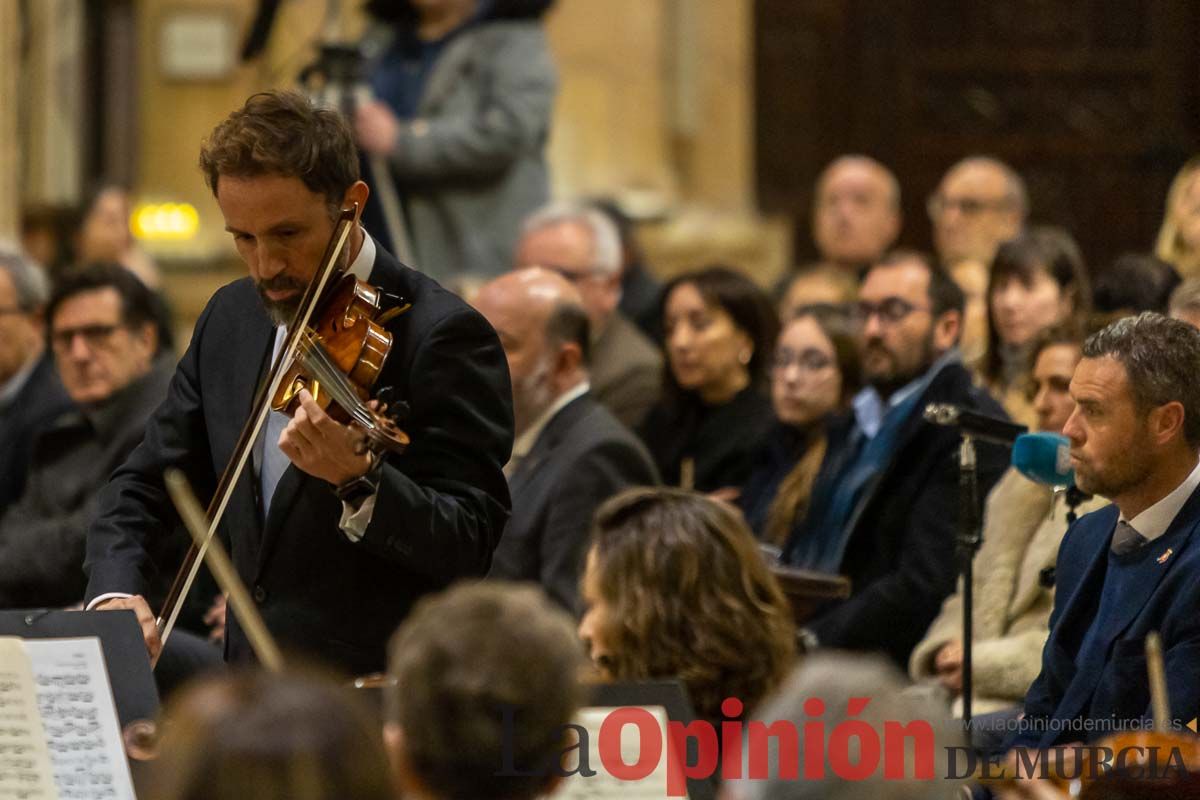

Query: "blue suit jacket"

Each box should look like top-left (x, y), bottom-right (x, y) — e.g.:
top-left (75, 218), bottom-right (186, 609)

top-left (1010, 484), bottom-right (1200, 749)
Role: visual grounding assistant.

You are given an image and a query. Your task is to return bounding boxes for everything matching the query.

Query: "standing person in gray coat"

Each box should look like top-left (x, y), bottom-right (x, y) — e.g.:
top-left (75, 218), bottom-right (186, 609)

top-left (355, 0), bottom-right (558, 287)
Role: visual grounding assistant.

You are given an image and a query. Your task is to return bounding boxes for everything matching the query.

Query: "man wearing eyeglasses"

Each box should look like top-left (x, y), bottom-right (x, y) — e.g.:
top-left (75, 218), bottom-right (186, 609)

top-left (513, 203), bottom-right (662, 429)
top-left (929, 156), bottom-right (1028, 268)
top-left (783, 250), bottom-right (1009, 667)
top-left (0, 263), bottom-right (171, 609)
top-left (0, 248), bottom-right (73, 510)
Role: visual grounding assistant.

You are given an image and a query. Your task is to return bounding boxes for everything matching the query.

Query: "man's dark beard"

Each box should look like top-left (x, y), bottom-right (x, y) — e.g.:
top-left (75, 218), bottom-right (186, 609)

top-left (864, 331), bottom-right (939, 400)
top-left (256, 276), bottom-right (307, 326)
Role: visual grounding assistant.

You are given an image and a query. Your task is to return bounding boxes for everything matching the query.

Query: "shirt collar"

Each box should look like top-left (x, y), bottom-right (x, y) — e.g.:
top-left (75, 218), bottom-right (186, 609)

top-left (0, 352), bottom-right (42, 410)
top-left (1123, 455), bottom-right (1200, 542)
top-left (853, 349), bottom-right (960, 439)
top-left (509, 381), bottom-right (590, 463)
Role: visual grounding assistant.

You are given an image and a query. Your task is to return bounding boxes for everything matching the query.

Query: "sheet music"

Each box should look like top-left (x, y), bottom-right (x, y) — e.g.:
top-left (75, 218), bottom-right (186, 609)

top-left (23, 640), bottom-right (134, 800)
top-left (0, 638), bottom-right (58, 799)
top-left (557, 706), bottom-right (683, 800)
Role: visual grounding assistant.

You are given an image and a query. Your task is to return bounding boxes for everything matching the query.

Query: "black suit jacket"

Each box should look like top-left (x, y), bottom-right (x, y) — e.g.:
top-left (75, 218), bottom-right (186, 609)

top-left (797, 360), bottom-right (1009, 666)
top-left (489, 392), bottom-right (659, 611)
top-left (0, 354), bottom-right (74, 511)
top-left (84, 243), bottom-right (514, 675)
top-left (1011, 489), bottom-right (1200, 748)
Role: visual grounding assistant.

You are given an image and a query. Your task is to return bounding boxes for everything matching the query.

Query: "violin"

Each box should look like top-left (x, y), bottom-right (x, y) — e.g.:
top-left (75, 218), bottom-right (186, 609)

top-left (154, 204), bottom-right (412, 649)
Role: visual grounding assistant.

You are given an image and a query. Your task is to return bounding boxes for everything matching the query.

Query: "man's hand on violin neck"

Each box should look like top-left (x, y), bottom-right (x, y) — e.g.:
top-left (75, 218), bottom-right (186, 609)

top-left (278, 388), bottom-right (373, 486)
top-left (95, 595), bottom-right (162, 667)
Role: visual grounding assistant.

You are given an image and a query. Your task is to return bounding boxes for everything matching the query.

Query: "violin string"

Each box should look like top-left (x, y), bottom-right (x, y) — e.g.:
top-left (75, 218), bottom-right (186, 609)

top-left (294, 332), bottom-right (379, 432)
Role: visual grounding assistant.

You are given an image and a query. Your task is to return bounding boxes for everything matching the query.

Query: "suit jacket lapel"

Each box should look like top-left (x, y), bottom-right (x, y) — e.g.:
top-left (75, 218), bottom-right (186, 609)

top-left (418, 35), bottom-right (473, 114)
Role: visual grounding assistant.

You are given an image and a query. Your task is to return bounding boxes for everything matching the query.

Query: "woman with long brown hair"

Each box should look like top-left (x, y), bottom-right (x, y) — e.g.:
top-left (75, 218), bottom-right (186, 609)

top-left (578, 487), bottom-right (797, 727)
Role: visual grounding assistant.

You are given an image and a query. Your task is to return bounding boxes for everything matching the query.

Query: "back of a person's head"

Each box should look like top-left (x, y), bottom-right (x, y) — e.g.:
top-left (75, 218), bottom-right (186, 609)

top-left (728, 653), bottom-right (963, 800)
top-left (1093, 252), bottom-right (1181, 314)
top-left (387, 581), bottom-right (584, 800)
top-left (586, 487), bottom-right (796, 724)
top-left (147, 669), bottom-right (395, 800)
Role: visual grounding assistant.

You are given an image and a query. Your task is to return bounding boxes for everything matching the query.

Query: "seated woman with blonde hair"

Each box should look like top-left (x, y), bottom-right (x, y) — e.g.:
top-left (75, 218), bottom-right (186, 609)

top-left (578, 487), bottom-right (797, 728)
top-left (144, 670), bottom-right (395, 800)
top-left (1155, 155), bottom-right (1200, 278)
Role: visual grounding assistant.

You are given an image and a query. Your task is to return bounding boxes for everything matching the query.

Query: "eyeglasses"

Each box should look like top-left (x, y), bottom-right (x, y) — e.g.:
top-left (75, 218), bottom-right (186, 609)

top-left (851, 298), bottom-right (930, 326)
top-left (926, 193), bottom-right (1014, 219)
top-left (772, 347), bottom-right (834, 374)
top-left (50, 324), bottom-right (122, 352)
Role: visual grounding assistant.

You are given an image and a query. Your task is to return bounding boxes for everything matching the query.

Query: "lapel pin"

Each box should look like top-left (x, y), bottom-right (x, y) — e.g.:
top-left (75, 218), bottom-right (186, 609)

top-left (1157, 548), bottom-right (1173, 565)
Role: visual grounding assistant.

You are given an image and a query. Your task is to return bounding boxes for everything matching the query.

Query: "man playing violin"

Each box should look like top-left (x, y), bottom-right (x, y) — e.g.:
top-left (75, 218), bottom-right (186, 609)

top-left (1002, 313), bottom-right (1200, 764)
top-left (84, 90), bottom-right (514, 675)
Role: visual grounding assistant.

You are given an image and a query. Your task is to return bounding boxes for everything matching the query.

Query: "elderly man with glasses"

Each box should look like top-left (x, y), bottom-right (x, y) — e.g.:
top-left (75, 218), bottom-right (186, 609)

top-left (0, 263), bottom-right (171, 609)
top-left (513, 202), bottom-right (662, 429)
top-left (782, 250), bottom-right (1009, 668)
top-left (928, 156), bottom-right (1028, 269)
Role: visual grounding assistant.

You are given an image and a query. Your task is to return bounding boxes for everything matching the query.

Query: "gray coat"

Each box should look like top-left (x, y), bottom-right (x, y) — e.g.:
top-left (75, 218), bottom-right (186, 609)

top-left (383, 20), bottom-right (557, 283)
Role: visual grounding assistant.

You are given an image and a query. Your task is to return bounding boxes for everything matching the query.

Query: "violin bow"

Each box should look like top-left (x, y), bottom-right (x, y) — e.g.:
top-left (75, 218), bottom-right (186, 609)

top-left (154, 206), bottom-right (359, 652)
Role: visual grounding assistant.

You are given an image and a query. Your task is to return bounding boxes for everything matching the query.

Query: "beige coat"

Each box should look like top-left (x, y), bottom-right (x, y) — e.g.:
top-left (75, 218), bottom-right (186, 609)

top-left (909, 467), bottom-right (1107, 713)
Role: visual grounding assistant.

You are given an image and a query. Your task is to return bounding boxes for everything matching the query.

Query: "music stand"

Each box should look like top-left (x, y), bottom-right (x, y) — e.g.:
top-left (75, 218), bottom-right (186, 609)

top-left (0, 608), bottom-right (159, 726)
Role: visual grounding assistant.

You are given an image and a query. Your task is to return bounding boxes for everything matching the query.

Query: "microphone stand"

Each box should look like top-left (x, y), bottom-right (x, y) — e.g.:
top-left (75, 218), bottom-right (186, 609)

top-left (957, 434), bottom-right (982, 728)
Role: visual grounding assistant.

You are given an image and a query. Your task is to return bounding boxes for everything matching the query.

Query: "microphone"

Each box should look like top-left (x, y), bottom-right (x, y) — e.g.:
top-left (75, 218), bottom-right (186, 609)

top-left (1012, 432), bottom-right (1075, 488)
top-left (923, 403), bottom-right (1028, 446)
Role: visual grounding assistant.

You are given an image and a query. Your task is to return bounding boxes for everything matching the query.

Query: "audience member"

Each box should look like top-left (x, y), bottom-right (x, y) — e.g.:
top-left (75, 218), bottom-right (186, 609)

top-left (146, 670), bottom-right (395, 800)
top-left (741, 308), bottom-right (861, 545)
top-left (592, 198), bottom-right (663, 342)
top-left (980, 227), bottom-right (1089, 424)
top-left (783, 251), bottom-right (1008, 666)
top-left (75, 183), bottom-right (161, 288)
top-left (356, 0), bottom-right (557, 283)
top-left (640, 266), bottom-right (778, 493)
top-left (777, 262), bottom-right (858, 323)
top-left (1168, 276), bottom-right (1200, 328)
top-left (929, 156), bottom-right (1027, 268)
top-left (1154, 155), bottom-right (1200, 278)
top-left (0, 247), bottom-right (72, 510)
top-left (949, 258), bottom-right (989, 364)
top-left (1091, 252), bottom-right (1180, 316)
top-left (910, 320), bottom-right (1105, 716)
top-left (0, 264), bottom-right (169, 607)
top-left (475, 268), bottom-right (658, 611)
top-left (579, 487), bottom-right (796, 727)
top-left (515, 203), bottom-right (662, 429)
top-left (723, 653), bottom-right (964, 800)
top-left (385, 581), bottom-right (584, 800)
top-left (811, 155), bottom-right (902, 275)
top-left (1009, 313), bottom-right (1200, 749)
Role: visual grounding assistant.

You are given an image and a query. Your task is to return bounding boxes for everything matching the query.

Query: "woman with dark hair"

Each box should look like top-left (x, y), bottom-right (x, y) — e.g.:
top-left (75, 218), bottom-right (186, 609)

top-left (639, 265), bottom-right (780, 493)
top-left (980, 226), bottom-right (1090, 423)
top-left (355, 0), bottom-right (557, 285)
top-left (740, 307), bottom-right (861, 545)
top-left (578, 487), bottom-right (797, 728)
top-left (145, 670), bottom-right (395, 800)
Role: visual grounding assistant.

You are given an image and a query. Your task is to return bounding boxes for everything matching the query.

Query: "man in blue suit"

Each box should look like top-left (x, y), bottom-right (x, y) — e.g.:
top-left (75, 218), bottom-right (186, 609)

top-left (1008, 312), bottom-right (1200, 751)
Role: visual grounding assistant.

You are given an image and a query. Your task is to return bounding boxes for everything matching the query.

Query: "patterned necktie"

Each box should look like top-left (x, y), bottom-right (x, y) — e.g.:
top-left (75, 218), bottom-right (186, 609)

top-left (1111, 520), bottom-right (1148, 556)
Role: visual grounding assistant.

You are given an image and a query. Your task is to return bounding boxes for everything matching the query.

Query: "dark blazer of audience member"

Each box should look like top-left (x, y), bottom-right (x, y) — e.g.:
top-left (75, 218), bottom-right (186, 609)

top-left (1155, 155), bottom-right (1200, 279)
top-left (147, 670), bottom-right (395, 800)
top-left (980, 227), bottom-right (1090, 425)
top-left (515, 203), bottom-right (662, 429)
top-left (1092, 252), bottom-right (1181, 317)
top-left (580, 488), bottom-right (796, 729)
top-left (1010, 314), bottom-right (1200, 749)
top-left (475, 269), bottom-right (659, 611)
top-left (0, 265), bottom-right (169, 608)
top-left (785, 251), bottom-right (1009, 667)
top-left (0, 248), bottom-right (73, 511)
top-left (741, 307), bottom-right (861, 545)
top-left (640, 266), bottom-right (779, 494)
top-left (386, 582), bottom-right (584, 800)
